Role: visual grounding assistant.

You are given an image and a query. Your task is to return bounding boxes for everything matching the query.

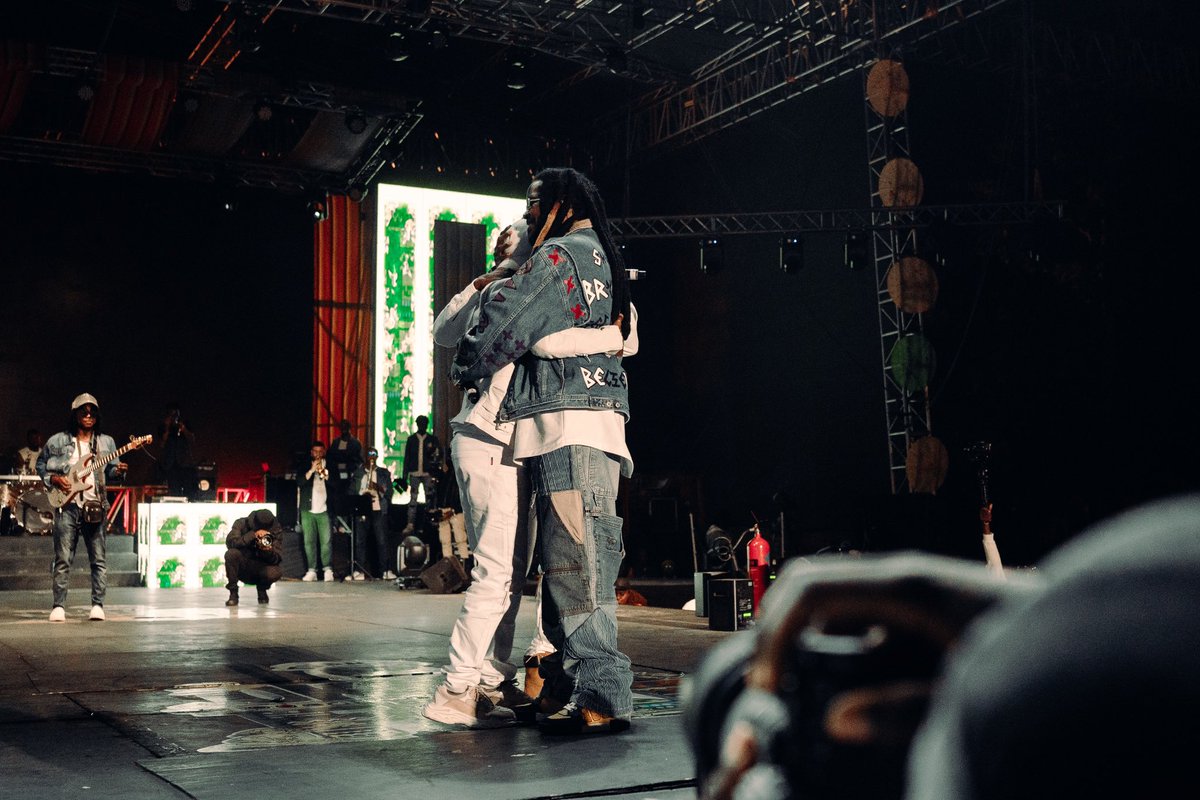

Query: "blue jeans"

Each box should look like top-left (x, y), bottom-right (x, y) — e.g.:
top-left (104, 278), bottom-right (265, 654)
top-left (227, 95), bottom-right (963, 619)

top-left (52, 503), bottom-right (107, 608)
top-left (530, 445), bottom-right (632, 719)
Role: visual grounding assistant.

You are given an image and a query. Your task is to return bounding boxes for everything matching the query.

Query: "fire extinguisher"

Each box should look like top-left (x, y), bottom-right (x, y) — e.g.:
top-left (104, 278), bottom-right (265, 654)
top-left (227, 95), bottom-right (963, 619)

top-left (746, 524), bottom-right (770, 613)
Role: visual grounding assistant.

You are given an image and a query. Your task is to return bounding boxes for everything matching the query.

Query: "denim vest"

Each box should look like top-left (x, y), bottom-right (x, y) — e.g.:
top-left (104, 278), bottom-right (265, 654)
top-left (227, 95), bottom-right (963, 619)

top-left (452, 226), bottom-right (630, 422)
top-left (36, 431), bottom-right (119, 509)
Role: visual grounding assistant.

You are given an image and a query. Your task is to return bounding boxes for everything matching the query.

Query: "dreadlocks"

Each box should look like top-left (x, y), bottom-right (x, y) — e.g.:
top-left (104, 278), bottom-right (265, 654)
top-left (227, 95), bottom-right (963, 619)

top-left (531, 167), bottom-right (632, 339)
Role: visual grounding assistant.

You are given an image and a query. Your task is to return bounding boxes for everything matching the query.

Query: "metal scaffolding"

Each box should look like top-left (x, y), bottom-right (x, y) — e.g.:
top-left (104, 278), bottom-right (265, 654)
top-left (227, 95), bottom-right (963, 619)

top-left (608, 202), bottom-right (1060, 238)
top-left (863, 69), bottom-right (929, 495)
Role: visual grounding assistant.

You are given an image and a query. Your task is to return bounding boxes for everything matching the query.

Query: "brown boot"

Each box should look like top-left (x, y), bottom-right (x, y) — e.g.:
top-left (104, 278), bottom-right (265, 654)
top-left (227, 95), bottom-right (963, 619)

top-left (523, 652), bottom-right (552, 700)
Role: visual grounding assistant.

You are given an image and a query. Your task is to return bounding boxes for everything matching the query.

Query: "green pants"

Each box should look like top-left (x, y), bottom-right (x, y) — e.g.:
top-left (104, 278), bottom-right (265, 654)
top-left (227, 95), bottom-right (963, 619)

top-left (300, 509), bottom-right (332, 571)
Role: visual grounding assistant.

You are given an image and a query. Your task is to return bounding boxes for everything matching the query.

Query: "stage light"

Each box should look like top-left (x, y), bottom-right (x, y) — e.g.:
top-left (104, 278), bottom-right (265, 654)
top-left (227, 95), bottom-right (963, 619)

top-left (307, 193), bottom-right (328, 222)
top-left (844, 230), bottom-right (870, 270)
top-left (398, 535), bottom-right (429, 572)
top-left (704, 525), bottom-right (733, 571)
top-left (506, 60), bottom-right (526, 90)
top-left (346, 184), bottom-right (368, 203)
top-left (386, 26), bottom-right (410, 62)
top-left (344, 112), bottom-right (368, 134)
top-left (700, 237), bottom-right (723, 274)
top-left (254, 99), bottom-right (273, 122)
top-left (779, 234), bottom-right (804, 273)
top-left (76, 81), bottom-right (95, 102)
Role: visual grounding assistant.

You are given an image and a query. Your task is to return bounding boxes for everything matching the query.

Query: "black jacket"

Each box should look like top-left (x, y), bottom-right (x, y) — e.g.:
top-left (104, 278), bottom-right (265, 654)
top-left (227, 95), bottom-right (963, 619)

top-left (226, 513), bottom-right (284, 565)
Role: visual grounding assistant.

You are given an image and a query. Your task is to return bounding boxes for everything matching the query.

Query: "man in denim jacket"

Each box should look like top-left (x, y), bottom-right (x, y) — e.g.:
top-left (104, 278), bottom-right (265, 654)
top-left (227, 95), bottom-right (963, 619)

top-left (453, 167), bottom-right (636, 734)
top-left (36, 392), bottom-right (126, 622)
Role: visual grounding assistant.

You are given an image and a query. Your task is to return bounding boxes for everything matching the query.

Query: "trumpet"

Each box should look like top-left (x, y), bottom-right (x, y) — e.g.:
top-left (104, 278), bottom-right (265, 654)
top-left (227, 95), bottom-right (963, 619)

top-left (307, 458), bottom-right (329, 481)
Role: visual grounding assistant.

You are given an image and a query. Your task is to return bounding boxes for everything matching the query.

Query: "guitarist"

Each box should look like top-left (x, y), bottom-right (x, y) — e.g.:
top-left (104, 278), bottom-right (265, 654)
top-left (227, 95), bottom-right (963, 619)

top-left (35, 393), bottom-right (127, 622)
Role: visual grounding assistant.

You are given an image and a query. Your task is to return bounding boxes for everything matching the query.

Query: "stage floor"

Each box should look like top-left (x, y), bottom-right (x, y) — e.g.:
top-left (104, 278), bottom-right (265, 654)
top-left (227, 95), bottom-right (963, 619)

top-left (0, 580), bottom-right (734, 798)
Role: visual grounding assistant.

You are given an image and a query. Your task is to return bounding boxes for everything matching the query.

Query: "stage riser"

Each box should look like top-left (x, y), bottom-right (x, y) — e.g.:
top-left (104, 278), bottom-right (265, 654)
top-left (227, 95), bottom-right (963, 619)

top-left (0, 535), bottom-right (141, 590)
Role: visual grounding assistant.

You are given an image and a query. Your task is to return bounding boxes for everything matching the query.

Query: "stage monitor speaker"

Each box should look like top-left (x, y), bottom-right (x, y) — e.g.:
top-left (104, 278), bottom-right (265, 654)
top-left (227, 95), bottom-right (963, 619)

top-left (265, 477), bottom-right (299, 529)
top-left (709, 578), bottom-right (754, 631)
top-left (694, 570), bottom-right (724, 618)
top-left (194, 463), bottom-right (217, 501)
top-left (420, 556), bottom-right (469, 594)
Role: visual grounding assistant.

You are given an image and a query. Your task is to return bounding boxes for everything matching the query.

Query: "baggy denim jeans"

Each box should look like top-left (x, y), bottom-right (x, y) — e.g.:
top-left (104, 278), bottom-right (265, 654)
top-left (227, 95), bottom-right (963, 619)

top-left (52, 503), bottom-right (107, 608)
top-left (529, 445), bottom-right (632, 719)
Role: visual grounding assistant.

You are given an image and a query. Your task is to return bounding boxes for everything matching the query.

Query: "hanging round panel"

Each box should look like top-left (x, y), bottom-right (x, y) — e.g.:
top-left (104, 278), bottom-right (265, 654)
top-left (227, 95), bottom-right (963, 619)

top-left (878, 157), bottom-right (924, 208)
top-left (866, 59), bottom-right (910, 118)
top-left (886, 256), bottom-right (939, 314)
top-left (890, 333), bottom-right (936, 392)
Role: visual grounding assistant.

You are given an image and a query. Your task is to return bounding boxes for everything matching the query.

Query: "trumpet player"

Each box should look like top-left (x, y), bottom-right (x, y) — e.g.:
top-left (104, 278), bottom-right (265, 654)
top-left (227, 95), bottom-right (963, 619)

top-left (349, 446), bottom-right (394, 580)
top-left (299, 440), bottom-right (335, 582)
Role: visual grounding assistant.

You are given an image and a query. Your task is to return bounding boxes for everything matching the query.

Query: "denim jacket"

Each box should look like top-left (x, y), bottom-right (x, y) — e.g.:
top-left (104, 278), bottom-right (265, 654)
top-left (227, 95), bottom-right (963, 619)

top-left (36, 431), bottom-right (121, 509)
top-left (451, 226), bottom-right (629, 422)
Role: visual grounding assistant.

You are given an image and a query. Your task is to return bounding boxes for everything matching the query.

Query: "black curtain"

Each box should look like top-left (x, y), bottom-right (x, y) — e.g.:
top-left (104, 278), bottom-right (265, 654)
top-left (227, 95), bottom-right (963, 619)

top-left (432, 219), bottom-right (486, 454)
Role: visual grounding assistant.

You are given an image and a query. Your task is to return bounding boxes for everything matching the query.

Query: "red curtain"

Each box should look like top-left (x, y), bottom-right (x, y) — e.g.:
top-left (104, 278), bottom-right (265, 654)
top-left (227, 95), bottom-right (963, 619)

top-left (0, 41), bottom-right (37, 134)
top-left (81, 55), bottom-right (178, 150)
top-left (313, 195), bottom-right (371, 447)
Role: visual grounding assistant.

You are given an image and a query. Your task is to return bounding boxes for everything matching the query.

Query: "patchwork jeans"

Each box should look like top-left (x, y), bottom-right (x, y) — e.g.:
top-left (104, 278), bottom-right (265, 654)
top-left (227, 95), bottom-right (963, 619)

top-left (530, 445), bottom-right (632, 719)
top-left (52, 503), bottom-right (107, 608)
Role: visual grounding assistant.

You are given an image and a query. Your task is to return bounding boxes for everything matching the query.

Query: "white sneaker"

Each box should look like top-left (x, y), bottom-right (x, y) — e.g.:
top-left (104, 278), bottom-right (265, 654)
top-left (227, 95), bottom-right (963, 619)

top-left (49, 606), bottom-right (66, 622)
top-left (422, 684), bottom-right (516, 728)
top-left (302, 570), bottom-right (317, 582)
top-left (351, 571), bottom-right (365, 581)
top-left (89, 605), bottom-right (105, 621)
top-left (383, 570), bottom-right (397, 580)
top-left (323, 568), bottom-right (335, 582)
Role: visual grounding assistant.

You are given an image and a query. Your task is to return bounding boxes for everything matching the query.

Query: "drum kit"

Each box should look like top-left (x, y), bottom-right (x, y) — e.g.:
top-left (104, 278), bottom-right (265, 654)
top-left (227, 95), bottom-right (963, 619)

top-left (0, 475), bottom-right (54, 535)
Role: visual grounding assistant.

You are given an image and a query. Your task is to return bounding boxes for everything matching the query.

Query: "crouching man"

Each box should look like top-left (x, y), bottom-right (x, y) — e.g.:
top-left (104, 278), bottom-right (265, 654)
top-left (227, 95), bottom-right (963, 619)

top-left (224, 509), bottom-right (284, 606)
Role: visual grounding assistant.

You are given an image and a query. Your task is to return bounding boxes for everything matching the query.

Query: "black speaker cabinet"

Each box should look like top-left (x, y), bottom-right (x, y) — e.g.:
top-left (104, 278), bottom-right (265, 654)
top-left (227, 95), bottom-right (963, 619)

top-left (694, 570), bottom-right (724, 618)
top-left (708, 577), bottom-right (754, 631)
top-left (265, 477), bottom-right (299, 529)
top-left (194, 463), bottom-right (217, 502)
top-left (420, 556), bottom-right (469, 594)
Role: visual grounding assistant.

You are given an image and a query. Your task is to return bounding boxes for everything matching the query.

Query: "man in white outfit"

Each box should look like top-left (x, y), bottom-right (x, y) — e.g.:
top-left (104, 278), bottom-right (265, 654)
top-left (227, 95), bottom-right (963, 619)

top-left (422, 218), bottom-right (637, 727)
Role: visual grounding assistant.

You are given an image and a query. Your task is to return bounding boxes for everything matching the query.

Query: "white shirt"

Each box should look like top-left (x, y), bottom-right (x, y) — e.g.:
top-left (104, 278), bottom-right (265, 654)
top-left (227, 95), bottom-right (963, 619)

top-left (310, 475), bottom-right (327, 513)
top-left (432, 282), bottom-right (634, 447)
top-left (513, 306), bottom-right (639, 476)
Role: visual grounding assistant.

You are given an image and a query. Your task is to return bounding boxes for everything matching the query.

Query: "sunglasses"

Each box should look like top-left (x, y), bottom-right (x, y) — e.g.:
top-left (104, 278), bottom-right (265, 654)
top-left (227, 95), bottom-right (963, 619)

top-left (78, 407), bottom-right (97, 417)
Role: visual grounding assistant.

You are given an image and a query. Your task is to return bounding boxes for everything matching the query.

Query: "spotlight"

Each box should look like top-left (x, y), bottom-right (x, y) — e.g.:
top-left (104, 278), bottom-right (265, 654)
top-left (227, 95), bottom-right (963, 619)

top-left (398, 535), bottom-right (429, 571)
top-left (779, 234), bottom-right (804, 273)
top-left (844, 230), bottom-right (870, 270)
top-left (700, 236), bottom-right (723, 274)
top-left (346, 184), bottom-right (368, 203)
top-left (254, 99), bottom-right (273, 122)
top-left (306, 193), bottom-right (328, 222)
top-left (344, 112), bottom-right (367, 134)
top-left (506, 60), bottom-right (526, 90)
top-left (704, 525), bottom-right (734, 570)
top-left (386, 26), bottom-right (409, 62)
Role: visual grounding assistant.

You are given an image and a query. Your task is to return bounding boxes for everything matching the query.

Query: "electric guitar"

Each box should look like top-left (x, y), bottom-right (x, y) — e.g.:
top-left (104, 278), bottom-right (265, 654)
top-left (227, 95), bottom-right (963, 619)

top-left (47, 435), bottom-right (153, 509)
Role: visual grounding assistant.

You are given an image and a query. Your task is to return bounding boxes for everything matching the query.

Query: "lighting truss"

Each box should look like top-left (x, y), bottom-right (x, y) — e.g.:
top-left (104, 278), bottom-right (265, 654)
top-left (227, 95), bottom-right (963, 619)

top-left (608, 202), bottom-right (1061, 239)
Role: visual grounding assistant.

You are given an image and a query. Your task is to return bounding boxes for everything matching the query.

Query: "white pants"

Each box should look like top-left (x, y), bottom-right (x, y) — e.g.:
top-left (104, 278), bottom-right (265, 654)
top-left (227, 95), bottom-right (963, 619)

top-left (444, 431), bottom-right (532, 691)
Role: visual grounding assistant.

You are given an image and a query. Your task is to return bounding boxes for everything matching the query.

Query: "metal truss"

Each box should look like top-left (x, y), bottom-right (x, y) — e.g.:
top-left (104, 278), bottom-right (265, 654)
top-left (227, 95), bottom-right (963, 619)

top-left (0, 135), bottom-right (328, 192)
top-left (589, 0), bottom-right (1015, 157)
top-left (13, 45), bottom-right (421, 193)
top-left (864, 91), bottom-right (930, 495)
top-left (608, 201), bottom-right (1060, 239)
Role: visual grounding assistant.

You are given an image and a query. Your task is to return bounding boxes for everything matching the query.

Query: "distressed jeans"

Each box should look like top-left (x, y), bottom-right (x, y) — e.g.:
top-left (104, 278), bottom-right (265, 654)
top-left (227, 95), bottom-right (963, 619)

top-left (444, 431), bottom-right (530, 692)
top-left (52, 503), bottom-right (107, 608)
top-left (530, 445), bottom-right (632, 719)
